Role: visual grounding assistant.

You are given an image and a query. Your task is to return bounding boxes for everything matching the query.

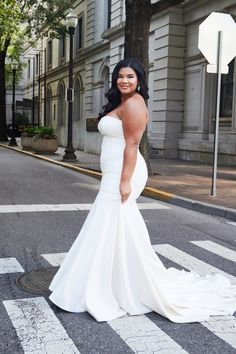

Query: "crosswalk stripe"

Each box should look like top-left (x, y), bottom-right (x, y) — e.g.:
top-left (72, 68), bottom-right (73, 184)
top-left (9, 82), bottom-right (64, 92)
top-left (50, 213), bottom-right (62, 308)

top-left (0, 202), bottom-right (169, 213)
top-left (153, 243), bottom-right (236, 349)
top-left (203, 315), bottom-right (236, 349)
top-left (108, 315), bottom-right (188, 354)
top-left (153, 244), bottom-right (236, 284)
top-left (191, 240), bottom-right (236, 263)
top-left (3, 297), bottom-right (80, 354)
top-left (0, 258), bottom-right (24, 274)
top-left (42, 253), bottom-right (67, 266)
top-left (227, 222), bottom-right (236, 227)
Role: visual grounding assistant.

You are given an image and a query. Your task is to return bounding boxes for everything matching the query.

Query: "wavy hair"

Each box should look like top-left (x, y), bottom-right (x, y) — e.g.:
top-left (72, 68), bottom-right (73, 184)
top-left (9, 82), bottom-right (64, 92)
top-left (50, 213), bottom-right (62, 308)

top-left (98, 58), bottom-right (149, 120)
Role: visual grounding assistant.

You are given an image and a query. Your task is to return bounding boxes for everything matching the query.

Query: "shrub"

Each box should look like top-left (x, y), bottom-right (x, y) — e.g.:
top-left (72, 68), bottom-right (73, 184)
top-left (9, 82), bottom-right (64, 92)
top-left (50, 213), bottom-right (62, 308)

top-left (34, 126), bottom-right (57, 139)
top-left (22, 127), bottom-right (37, 137)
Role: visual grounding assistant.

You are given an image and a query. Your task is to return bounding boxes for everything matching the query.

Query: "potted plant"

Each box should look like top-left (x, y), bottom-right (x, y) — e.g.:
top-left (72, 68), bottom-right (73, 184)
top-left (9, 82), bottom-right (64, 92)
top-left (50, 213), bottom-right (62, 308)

top-left (21, 127), bottom-right (37, 151)
top-left (32, 126), bottom-right (59, 154)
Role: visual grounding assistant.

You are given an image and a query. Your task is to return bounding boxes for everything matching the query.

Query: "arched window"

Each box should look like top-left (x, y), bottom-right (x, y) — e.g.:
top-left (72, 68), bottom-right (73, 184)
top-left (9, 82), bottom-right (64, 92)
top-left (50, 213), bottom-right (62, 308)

top-left (45, 87), bottom-right (52, 126)
top-left (57, 82), bottom-right (65, 126)
top-left (73, 78), bottom-right (82, 121)
top-left (100, 66), bottom-right (109, 111)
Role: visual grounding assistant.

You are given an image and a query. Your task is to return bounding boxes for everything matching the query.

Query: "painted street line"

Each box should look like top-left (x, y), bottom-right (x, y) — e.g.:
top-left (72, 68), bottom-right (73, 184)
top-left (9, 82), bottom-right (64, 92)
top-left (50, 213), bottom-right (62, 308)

top-left (0, 258), bottom-right (24, 274)
top-left (153, 244), bottom-right (236, 349)
top-left (108, 314), bottom-right (188, 354)
top-left (0, 202), bottom-right (170, 214)
top-left (3, 297), bottom-right (80, 354)
top-left (203, 315), bottom-right (236, 350)
top-left (226, 222), bottom-right (236, 227)
top-left (42, 253), bottom-right (67, 266)
top-left (153, 244), bottom-right (236, 284)
top-left (191, 240), bottom-right (236, 263)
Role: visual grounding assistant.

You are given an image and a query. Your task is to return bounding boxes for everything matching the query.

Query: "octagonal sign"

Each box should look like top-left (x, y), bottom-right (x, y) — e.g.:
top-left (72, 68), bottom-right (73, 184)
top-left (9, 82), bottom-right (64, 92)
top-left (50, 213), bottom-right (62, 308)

top-left (198, 12), bottom-right (236, 73)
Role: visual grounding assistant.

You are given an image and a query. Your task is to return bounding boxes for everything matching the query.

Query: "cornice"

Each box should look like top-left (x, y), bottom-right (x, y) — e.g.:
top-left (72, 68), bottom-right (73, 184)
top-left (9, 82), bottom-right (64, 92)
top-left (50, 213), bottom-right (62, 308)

top-left (102, 22), bottom-right (125, 41)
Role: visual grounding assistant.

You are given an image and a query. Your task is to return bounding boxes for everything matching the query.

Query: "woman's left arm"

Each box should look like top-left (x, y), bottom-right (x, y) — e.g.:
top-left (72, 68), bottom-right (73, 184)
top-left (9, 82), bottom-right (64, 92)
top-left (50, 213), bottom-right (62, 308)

top-left (120, 98), bottom-right (147, 203)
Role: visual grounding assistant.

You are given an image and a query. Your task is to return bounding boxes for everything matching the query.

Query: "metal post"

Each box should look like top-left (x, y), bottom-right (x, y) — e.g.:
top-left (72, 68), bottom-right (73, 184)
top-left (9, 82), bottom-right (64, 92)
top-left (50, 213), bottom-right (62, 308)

top-left (211, 31), bottom-right (222, 197)
top-left (9, 68), bottom-right (17, 146)
top-left (63, 27), bottom-right (77, 161)
top-left (44, 48), bottom-right (47, 126)
top-left (32, 57), bottom-right (35, 125)
top-left (38, 53), bottom-right (40, 127)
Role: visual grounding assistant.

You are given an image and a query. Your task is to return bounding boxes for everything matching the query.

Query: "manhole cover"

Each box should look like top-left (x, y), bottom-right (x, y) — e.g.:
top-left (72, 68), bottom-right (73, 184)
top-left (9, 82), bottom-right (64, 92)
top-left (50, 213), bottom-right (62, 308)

top-left (16, 267), bottom-right (58, 295)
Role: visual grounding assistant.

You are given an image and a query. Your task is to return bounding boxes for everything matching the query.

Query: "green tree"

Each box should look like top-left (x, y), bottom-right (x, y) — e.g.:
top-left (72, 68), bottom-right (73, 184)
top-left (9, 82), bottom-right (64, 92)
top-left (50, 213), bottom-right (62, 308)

top-left (124, 0), bottom-right (183, 174)
top-left (0, 0), bottom-right (70, 141)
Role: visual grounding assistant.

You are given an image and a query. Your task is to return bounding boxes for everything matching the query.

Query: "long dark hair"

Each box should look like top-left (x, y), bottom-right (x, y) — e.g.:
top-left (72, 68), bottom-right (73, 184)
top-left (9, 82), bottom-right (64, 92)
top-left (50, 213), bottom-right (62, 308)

top-left (98, 58), bottom-right (149, 120)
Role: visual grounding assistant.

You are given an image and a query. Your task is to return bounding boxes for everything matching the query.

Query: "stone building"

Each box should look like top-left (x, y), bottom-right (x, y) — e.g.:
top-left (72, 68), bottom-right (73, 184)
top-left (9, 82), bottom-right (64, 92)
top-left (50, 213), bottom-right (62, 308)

top-left (22, 0), bottom-right (236, 165)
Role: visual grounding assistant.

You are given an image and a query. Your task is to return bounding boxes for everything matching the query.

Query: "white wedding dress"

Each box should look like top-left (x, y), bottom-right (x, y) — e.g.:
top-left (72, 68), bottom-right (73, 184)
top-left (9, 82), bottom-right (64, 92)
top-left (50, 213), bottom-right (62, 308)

top-left (49, 115), bottom-right (236, 322)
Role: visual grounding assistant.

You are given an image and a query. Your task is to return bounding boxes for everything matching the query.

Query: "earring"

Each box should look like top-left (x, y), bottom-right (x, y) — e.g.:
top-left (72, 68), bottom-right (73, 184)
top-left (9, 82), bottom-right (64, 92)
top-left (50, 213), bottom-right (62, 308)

top-left (137, 85), bottom-right (141, 92)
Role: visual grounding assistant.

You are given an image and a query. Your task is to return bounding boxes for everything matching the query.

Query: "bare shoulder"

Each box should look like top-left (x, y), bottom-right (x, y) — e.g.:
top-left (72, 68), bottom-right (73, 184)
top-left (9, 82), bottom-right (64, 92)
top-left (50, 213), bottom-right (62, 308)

top-left (121, 94), bottom-right (147, 123)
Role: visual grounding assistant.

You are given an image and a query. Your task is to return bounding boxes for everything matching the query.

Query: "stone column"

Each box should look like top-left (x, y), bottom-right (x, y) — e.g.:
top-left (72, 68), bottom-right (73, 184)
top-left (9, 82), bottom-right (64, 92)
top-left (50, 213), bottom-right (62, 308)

top-left (151, 8), bottom-right (185, 158)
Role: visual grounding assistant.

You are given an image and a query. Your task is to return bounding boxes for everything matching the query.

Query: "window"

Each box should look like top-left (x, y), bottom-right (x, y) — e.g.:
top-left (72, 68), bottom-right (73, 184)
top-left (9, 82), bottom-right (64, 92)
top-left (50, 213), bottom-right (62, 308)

top-left (57, 83), bottom-right (65, 126)
top-left (220, 59), bottom-right (234, 118)
top-left (36, 54), bottom-right (39, 75)
top-left (75, 17), bottom-right (83, 50)
top-left (107, 0), bottom-right (111, 29)
top-left (47, 40), bottom-right (52, 66)
top-left (46, 87), bottom-right (52, 126)
top-left (27, 59), bottom-right (31, 79)
top-left (59, 35), bottom-right (65, 59)
top-left (100, 66), bottom-right (109, 111)
top-left (73, 79), bottom-right (82, 121)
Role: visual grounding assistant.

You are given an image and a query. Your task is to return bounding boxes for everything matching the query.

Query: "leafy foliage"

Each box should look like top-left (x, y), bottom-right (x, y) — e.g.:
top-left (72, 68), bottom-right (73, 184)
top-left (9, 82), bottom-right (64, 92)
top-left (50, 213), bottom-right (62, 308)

top-left (34, 126), bottom-right (57, 139)
top-left (22, 126), bottom-right (37, 137)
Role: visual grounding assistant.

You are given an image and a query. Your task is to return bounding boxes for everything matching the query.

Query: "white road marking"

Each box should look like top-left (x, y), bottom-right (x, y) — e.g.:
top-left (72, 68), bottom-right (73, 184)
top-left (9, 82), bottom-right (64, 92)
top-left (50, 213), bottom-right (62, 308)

top-left (0, 258), bottom-right (24, 274)
top-left (153, 244), bottom-right (236, 284)
top-left (108, 315), bottom-right (188, 354)
top-left (191, 240), bottom-right (236, 263)
top-left (153, 244), bottom-right (236, 349)
top-left (0, 204), bottom-right (92, 213)
top-left (3, 297), bottom-right (80, 354)
top-left (0, 202), bottom-right (169, 213)
top-left (203, 316), bottom-right (236, 349)
top-left (42, 253), bottom-right (67, 266)
top-left (227, 222), bottom-right (236, 227)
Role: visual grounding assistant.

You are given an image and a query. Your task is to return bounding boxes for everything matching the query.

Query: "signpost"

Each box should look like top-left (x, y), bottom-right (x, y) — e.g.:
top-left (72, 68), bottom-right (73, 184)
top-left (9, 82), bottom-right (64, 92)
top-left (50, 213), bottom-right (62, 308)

top-left (198, 12), bottom-right (236, 196)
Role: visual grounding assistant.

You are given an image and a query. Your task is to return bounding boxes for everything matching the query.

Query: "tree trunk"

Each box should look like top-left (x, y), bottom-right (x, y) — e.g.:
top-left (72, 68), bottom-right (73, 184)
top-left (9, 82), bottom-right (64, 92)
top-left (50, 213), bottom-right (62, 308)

top-left (0, 50), bottom-right (8, 141)
top-left (124, 0), bottom-right (153, 174)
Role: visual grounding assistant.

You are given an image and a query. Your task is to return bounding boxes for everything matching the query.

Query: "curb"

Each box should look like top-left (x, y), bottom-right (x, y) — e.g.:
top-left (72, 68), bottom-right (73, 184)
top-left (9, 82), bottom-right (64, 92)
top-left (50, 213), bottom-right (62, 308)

top-left (1, 143), bottom-right (236, 221)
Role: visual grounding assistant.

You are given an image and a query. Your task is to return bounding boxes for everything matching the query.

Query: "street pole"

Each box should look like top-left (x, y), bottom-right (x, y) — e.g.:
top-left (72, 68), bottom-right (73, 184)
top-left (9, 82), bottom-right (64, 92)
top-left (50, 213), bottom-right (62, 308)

top-left (9, 61), bottom-right (18, 146)
top-left (32, 57), bottom-right (35, 125)
top-left (38, 53), bottom-right (40, 127)
top-left (63, 9), bottom-right (78, 162)
top-left (44, 48), bottom-right (47, 126)
top-left (211, 31), bottom-right (222, 197)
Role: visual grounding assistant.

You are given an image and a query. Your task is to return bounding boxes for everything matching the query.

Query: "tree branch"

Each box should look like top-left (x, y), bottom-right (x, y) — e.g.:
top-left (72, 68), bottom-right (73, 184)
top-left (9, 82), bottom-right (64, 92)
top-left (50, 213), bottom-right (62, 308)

top-left (151, 0), bottom-right (184, 15)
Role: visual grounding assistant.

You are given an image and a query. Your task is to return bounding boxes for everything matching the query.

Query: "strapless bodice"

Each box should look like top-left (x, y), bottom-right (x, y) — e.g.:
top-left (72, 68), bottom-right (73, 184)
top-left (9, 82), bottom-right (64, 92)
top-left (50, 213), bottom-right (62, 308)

top-left (98, 115), bottom-right (125, 141)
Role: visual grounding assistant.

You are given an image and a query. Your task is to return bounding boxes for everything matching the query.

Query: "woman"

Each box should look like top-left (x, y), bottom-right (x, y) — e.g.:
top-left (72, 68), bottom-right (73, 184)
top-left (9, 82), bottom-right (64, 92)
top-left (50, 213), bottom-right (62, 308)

top-left (49, 58), bottom-right (236, 323)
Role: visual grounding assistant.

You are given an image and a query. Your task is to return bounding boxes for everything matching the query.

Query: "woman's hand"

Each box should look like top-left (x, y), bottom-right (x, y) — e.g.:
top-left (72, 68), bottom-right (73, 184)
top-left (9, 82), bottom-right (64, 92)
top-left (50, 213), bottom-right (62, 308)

top-left (120, 180), bottom-right (131, 203)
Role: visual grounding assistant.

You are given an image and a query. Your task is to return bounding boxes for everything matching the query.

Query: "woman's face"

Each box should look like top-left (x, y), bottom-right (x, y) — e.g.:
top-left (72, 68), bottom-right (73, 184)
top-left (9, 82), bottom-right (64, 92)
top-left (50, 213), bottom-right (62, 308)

top-left (117, 67), bottom-right (138, 96)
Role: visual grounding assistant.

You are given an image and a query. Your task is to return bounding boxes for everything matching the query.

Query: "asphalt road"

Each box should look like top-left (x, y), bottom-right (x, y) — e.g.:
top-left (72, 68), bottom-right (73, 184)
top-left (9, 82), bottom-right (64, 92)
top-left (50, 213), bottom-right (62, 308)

top-left (0, 147), bottom-right (236, 354)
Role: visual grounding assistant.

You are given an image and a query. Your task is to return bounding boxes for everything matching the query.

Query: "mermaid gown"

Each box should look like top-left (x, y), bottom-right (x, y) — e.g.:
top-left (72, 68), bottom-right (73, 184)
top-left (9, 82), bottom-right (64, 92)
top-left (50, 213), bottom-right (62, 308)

top-left (49, 115), bottom-right (236, 322)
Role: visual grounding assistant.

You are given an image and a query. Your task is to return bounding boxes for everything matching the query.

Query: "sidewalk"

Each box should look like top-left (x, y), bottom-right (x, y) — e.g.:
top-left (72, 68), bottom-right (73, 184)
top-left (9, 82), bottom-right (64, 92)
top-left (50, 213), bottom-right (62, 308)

top-left (1, 141), bottom-right (236, 220)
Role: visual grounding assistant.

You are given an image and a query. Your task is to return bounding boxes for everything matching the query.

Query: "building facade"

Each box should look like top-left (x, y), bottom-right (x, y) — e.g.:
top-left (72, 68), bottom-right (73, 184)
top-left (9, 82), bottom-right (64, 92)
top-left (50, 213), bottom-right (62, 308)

top-left (22, 0), bottom-right (236, 165)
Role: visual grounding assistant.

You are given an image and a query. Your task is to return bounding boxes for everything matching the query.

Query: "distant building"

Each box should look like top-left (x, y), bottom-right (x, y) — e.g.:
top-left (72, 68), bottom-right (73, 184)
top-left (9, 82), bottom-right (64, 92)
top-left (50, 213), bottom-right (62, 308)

top-left (21, 0), bottom-right (236, 165)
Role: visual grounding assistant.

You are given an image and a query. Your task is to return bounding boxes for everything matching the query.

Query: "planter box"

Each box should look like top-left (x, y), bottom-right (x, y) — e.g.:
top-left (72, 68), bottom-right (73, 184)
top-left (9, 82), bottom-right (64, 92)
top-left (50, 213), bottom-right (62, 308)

top-left (21, 136), bottom-right (33, 151)
top-left (32, 137), bottom-right (59, 154)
